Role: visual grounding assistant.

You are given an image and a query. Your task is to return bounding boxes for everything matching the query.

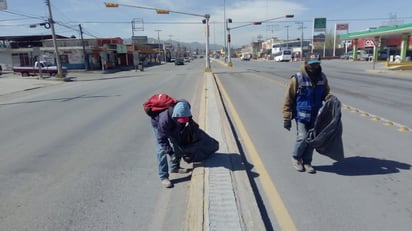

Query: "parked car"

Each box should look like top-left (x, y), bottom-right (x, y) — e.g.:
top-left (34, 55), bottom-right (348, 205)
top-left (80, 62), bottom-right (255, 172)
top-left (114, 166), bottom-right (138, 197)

top-left (340, 52), bottom-right (351, 59)
top-left (0, 64), bottom-right (2, 75)
top-left (174, 57), bottom-right (184, 65)
top-left (12, 61), bottom-right (68, 77)
top-left (343, 50), bottom-right (371, 61)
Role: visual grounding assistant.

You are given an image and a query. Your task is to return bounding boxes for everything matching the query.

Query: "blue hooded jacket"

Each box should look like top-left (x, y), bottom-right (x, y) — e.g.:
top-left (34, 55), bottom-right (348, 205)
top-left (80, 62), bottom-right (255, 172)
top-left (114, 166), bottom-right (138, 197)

top-left (151, 99), bottom-right (192, 154)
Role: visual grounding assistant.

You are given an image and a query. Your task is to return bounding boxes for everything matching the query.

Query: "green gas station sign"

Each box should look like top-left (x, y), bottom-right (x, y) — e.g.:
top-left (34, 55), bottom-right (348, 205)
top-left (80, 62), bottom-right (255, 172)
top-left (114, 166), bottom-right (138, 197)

top-left (314, 18), bottom-right (326, 31)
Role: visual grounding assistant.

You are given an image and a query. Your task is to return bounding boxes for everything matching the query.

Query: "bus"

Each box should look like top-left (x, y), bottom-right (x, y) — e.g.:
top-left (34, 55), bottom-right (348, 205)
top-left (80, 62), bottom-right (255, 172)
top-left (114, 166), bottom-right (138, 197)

top-left (272, 47), bottom-right (292, 62)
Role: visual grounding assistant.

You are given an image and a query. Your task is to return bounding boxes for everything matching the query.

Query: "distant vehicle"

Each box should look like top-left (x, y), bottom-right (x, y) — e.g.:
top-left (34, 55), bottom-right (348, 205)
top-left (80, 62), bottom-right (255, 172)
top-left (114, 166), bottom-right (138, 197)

top-left (12, 61), bottom-right (67, 77)
top-left (0, 65), bottom-right (2, 76)
top-left (184, 57), bottom-right (190, 63)
top-left (240, 53), bottom-right (251, 61)
top-left (348, 50), bottom-right (370, 61)
top-left (174, 57), bottom-right (184, 65)
top-left (340, 52), bottom-right (351, 59)
top-left (274, 49), bottom-right (292, 62)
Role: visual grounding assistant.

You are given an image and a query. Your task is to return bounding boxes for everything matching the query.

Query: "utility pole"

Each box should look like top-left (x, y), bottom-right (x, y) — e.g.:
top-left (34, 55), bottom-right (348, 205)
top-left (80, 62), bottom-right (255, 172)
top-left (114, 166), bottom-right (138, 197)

top-left (79, 24), bottom-right (88, 70)
top-left (296, 21), bottom-right (304, 61)
top-left (155, 29), bottom-right (161, 64)
top-left (285, 25), bottom-right (290, 49)
top-left (45, 0), bottom-right (64, 78)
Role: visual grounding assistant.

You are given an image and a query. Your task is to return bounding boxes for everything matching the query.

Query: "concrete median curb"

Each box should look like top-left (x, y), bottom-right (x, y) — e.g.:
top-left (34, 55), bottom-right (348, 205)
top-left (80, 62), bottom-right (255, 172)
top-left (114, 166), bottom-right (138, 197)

top-left (184, 72), bottom-right (265, 230)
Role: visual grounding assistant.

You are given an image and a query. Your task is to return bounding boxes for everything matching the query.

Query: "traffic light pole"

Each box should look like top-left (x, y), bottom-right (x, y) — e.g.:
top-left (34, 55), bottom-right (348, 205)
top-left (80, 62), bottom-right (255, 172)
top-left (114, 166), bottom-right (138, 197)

top-left (226, 15), bottom-right (293, 67)
top-left (226, 18), bottom-right (232, 67)
top-left (227, 28), bottom-right (232, 67)
top-left (105, 2), bottom-right (211, 72)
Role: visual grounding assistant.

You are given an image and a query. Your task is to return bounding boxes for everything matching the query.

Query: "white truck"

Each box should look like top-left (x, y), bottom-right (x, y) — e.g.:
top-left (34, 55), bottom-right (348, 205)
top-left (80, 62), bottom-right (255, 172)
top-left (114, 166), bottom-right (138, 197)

top-left (12, 61), bottom-right (68, 77)
top-left (240, 53), bottom-right (251, 61)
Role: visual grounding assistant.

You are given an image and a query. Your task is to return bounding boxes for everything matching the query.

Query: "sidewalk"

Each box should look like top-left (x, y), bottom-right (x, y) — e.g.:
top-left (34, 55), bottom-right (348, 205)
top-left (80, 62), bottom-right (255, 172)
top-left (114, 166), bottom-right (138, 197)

top-left (0, 69), bottom-right (136, 96)
top-left (0, 74), bottom-right (63, 96)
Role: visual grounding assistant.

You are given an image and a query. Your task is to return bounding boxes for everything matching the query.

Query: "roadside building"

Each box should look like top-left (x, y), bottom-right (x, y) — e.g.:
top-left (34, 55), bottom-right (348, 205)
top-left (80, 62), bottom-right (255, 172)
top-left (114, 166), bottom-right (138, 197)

top-left (0, 35), bottom-right (164, 72)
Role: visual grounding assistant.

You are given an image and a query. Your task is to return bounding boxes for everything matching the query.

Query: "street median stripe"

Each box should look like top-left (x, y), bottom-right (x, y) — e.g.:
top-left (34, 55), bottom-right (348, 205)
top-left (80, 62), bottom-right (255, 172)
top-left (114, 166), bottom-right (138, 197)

top-left (215, 74), bottom-right (298, 231)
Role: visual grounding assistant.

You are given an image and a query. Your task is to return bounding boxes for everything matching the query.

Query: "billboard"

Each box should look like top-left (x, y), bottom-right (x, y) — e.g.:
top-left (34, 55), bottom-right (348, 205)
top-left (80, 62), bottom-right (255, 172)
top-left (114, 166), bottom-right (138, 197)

top-left (314, 18), bottom-right (326, 32)
top-left (336, 24), bottom-right (349, 31)
top-left (313, 18), bottom-right (327, 42)
top-left (132, 36), bottom-right (148, 45)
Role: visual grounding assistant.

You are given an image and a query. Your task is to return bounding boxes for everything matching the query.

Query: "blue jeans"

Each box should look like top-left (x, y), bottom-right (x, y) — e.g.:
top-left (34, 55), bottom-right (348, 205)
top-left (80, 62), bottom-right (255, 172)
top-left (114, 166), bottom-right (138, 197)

top-left (152, 127), bottom-right (180, 180)
top-left (292, 121), bottom-right (314, 164)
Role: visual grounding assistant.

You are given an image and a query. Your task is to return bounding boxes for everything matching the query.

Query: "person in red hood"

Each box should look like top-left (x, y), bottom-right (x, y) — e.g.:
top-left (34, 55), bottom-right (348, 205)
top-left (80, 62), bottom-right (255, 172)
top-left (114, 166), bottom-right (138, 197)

top-left (150, 100), bottom-right (192, 188)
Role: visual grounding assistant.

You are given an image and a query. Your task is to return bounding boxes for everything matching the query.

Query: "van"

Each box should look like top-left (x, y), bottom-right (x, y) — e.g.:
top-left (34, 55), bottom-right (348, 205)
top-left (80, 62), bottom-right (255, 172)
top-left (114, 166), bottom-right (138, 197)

top-left (274, 50), bottom-right (292, 62)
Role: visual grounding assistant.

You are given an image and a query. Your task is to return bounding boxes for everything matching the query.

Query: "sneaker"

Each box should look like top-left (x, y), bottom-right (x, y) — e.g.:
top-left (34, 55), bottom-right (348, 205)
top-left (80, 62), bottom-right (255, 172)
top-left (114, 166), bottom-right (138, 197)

top-left (292, 157), bottom-right (304, 172)
top-left (171, 167), bottom-right (190, 174)
top-left (161, 179), bottom-right (173, 188)
top-left (304, 164), bottom-right (316, 174)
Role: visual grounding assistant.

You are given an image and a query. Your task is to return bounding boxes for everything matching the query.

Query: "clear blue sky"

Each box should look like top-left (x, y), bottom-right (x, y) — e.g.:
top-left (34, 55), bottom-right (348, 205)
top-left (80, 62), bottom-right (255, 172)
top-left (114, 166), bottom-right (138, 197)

top-left (1, 0), bottom-right (411, 47)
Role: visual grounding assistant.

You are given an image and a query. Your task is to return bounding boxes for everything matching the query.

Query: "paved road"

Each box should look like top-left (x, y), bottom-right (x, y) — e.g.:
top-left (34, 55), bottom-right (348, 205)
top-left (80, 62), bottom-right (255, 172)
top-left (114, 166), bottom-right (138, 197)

top-left (1, 59), bottom-right (411, 230)
top-left (0, 65), bottom-right (201, 230)
top-left (212, 58), bottom-right (412, 231)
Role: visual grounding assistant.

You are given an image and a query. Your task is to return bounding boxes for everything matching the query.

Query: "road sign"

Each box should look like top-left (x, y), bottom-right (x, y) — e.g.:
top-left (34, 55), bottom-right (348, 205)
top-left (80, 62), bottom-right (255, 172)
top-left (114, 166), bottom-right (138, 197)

top-left (314, 18), bottom-right (326, 32)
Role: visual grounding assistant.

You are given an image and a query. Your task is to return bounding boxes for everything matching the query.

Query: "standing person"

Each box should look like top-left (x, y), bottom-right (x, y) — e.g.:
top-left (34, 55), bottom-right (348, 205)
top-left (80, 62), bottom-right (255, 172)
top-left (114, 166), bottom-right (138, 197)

top-left (151, 100), bottom-right (192, 188)
top-left (282, 57), bottom-right (332, 173)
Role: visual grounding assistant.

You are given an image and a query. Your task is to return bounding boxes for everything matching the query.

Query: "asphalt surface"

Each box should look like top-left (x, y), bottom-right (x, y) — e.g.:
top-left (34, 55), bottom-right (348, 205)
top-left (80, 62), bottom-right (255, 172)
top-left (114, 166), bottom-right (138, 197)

top-left (1, 62), bottom-right (410, 230)
top-left (0, 68), bottom-right (265, 230)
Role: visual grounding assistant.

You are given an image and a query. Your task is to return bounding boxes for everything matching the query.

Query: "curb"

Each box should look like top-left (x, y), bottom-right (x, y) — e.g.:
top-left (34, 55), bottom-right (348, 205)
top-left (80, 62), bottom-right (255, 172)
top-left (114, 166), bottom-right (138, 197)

top-left (184, 71), bottom-right (265, 230)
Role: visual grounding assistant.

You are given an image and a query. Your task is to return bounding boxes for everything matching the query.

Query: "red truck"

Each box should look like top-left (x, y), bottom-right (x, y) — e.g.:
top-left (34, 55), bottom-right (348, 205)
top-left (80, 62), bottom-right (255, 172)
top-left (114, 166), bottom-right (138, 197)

top-left (12, 61), bottom-right (68, 77)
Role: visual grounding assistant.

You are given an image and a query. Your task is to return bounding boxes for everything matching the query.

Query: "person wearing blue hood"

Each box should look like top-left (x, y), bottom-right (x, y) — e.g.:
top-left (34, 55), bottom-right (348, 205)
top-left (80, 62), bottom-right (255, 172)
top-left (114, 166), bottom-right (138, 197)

top-left (150, 99), bottom-right (192, 188)
top-left (282, 57), bottom-right (333, 174)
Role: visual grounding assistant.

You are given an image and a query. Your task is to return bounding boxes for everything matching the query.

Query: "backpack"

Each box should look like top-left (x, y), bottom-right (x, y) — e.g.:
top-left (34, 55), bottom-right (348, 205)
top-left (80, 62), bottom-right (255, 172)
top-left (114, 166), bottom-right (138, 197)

top-left (143, 94), bottom-right (177, 118)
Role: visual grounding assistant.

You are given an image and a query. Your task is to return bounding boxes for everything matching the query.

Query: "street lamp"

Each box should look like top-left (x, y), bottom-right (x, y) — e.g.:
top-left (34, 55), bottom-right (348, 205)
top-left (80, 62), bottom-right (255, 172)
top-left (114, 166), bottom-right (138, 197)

top-left (104, 2), bottom-right (212, 72)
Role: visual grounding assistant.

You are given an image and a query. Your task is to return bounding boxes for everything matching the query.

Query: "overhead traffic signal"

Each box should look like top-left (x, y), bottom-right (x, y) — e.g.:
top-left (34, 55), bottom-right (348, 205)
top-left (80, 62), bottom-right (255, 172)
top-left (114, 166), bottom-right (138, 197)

top-left (253, 22), bottom-right (262, 25)
top-left (104, 2), bottom-right (119, 7)
top-left (156, 9), bottom-right (170, 14)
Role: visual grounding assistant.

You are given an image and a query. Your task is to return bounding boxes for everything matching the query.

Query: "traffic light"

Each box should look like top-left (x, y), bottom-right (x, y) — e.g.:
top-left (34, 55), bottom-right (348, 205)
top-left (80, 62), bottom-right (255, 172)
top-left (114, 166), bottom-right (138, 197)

top-left (228, 18), bottom-right (232, 23)
top-left (40, 22), bottom-right (51, 29)
top-left (253, 22), bottom-right (262, 25)
top-left (227, 34), bottom-right (231, 42)
top-left (156, 9), bottom-right (170, 14)
top-left (104, 2), bottom-right (119, 7)
top-left (202, 19), bottom-right (206, 24)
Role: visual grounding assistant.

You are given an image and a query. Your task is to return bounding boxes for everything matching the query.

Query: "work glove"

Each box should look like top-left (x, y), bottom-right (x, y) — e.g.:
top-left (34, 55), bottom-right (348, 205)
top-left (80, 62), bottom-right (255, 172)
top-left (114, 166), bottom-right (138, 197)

top-left (169, 152), bottom-right (179, 164)
top-left (325, 94), bottom-right (336, 101)
top-left (284, 120), bottom-right (291, 131)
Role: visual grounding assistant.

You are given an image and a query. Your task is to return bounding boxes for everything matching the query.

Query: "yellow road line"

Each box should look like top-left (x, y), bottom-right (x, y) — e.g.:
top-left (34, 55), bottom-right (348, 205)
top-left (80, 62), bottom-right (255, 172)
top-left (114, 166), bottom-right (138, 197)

top-left (214, 74), bottom-right (298, 231)
top-left (247, 73), bottom-right (411, 133)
